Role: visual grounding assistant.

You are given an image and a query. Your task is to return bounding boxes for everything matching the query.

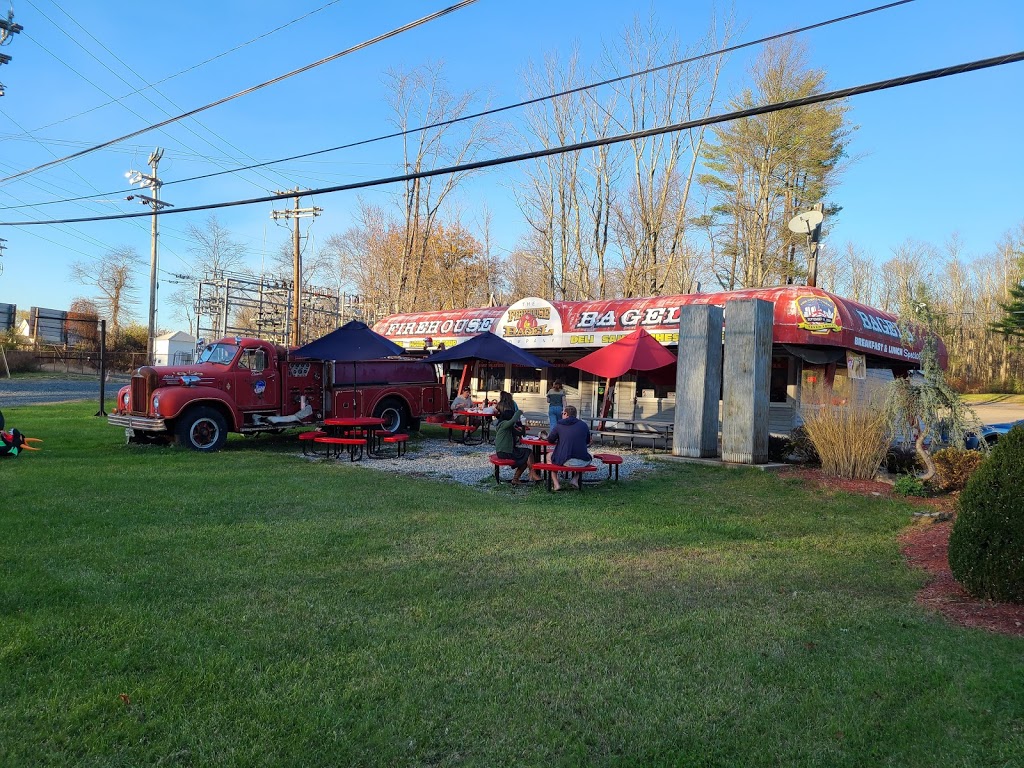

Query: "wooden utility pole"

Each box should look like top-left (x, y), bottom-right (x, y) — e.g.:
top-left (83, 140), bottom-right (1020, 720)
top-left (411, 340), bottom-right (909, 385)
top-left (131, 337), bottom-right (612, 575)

top-left (126, 148), bottom-right (172, 365)
top-left (271, 189), bottom-right (321, 346)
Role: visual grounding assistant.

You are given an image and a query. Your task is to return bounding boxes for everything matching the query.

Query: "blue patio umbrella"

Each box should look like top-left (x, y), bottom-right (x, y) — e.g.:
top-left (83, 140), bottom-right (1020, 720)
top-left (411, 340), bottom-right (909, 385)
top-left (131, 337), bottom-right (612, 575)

top-left (294, 321), bottom-right (405, 417)
top-left (423, 331), bottom-right (550, 408)
top-left (294, 320), bottom-right (404, 362)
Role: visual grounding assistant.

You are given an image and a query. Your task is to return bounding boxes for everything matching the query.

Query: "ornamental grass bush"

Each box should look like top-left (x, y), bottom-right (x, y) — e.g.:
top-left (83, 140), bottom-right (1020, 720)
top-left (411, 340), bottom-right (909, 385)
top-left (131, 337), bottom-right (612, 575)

top-left (932, 447), bottom-right (984, 492)
top-left (948, 426), bottom-right (1024, 603)
top-left (801, 401), bottom-right (891, 480)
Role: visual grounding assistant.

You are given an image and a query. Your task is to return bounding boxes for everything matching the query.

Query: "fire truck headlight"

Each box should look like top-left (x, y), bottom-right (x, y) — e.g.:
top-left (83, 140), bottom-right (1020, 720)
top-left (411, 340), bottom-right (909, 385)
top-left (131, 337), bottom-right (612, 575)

top-left (152, 393), bottom-right (161, 413)
top-left (122, 392), bottom-right (130, 408)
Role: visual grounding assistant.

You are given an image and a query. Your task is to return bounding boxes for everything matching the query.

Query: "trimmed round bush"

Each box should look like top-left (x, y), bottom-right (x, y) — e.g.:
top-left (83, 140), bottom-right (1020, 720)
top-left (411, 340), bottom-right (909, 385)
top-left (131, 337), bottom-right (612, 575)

top-left (948, 426), bottom-right (1024, 603)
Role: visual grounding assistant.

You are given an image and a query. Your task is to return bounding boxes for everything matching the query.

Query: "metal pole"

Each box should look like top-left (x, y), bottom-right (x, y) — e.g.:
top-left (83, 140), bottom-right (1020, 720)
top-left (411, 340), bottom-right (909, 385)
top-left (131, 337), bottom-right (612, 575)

top-left (95, 319), bottom-right (107, 416)
top-left (292, 191), bottom-right (301, 346)
top-left (806, 202), bottom-right (824, 288)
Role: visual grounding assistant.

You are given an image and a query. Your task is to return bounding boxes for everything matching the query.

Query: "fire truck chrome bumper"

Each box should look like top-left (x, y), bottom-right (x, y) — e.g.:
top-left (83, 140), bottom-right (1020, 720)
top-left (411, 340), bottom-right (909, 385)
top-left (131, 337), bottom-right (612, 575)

top-left (108, 414), bottom-right (167, 432)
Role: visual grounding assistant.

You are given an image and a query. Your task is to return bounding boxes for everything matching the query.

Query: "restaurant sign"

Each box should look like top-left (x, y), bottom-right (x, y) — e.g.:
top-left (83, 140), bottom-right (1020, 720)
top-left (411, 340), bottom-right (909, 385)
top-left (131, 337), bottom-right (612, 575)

top-left (494, 297), bottom-right (564, 347)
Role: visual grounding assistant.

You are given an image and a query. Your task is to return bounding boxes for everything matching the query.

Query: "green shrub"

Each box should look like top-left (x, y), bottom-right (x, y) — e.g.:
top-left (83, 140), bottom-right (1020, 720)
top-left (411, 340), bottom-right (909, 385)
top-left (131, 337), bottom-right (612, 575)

top-left (932, 447), bottom-right (984, 492)
top-left (884, 446), bottom-right (920, 475)
top-left (893, 474), bottom-right (926, 497)
top-left (788, 425), bottom-right (819, 466)
top-left (948, 426), bottom-right (1024, 603)
top-left (768, 434), bottom-right (792, 463)
top-left (1, 350), bottom-right (40, 373)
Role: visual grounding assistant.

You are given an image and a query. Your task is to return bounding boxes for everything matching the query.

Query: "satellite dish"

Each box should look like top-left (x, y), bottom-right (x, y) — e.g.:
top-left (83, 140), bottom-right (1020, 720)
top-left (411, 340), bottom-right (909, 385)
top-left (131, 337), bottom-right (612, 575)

top-left (787, 209), bottom-right (824, 235)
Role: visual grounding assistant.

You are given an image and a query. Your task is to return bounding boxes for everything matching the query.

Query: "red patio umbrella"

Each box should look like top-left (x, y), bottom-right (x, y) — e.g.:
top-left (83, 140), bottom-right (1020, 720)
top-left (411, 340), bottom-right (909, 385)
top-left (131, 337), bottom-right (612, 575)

top-left (570, 327), bottom-right (678, 421)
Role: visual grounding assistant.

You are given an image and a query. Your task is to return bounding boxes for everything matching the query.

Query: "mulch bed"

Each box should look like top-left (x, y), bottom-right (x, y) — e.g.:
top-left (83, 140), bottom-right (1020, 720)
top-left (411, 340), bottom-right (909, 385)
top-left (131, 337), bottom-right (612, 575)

top-left (788, 467), bottom-right (1024, 638)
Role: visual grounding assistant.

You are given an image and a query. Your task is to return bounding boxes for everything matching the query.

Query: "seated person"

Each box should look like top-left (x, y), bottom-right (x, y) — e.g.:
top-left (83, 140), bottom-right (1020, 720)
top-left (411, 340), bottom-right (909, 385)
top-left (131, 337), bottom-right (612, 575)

top-left (494, 407), bottom-right (541, 485)
top-left (450, 386), bottom-right (474, 425)
top-left (547, 405), bottom-right (592, 491)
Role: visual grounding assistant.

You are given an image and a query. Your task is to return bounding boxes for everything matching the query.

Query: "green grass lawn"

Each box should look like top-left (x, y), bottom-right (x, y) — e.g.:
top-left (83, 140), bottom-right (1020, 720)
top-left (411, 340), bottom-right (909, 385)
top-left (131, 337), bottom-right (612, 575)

top-left (2, 404), bottom-right (1021, 767)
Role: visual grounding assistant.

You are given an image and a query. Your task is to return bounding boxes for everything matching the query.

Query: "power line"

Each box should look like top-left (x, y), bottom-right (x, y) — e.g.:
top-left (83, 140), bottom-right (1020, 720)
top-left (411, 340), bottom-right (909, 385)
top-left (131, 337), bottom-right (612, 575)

top-left (2, 48), bottom-right (1021, 229)
top-left (0, 0), bottom-right (346, 142)
top-left (0, 0), bottom-right (480, 185)
top-left (0, 0), bottom-right (915, 212)
top-left (21, 1), bottom-right (295, 193)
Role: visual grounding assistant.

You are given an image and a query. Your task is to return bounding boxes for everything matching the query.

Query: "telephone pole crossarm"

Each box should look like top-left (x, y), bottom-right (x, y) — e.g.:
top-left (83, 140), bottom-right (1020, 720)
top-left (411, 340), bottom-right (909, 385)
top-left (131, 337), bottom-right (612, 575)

top-left (271, 189), bottom-right (322, 347)
top-left (126, 148), bottom-right (172, 364)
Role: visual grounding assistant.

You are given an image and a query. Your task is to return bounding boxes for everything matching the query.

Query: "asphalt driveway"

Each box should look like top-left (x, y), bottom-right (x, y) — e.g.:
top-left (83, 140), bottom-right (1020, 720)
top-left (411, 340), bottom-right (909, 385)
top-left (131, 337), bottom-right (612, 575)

top-left (0, 376), bottom-right (126, 408)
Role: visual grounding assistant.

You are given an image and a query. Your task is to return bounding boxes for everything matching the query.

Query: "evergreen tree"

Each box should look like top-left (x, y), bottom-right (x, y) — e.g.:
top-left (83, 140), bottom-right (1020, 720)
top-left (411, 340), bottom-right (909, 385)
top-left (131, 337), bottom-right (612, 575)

top-left (989, 281), bottom-right (1024, 341)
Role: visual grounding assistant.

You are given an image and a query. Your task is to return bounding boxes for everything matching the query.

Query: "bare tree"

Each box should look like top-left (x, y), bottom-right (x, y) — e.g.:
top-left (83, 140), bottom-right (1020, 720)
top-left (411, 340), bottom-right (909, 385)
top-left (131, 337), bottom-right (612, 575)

top-left (187, 215), bottom-right (247, 277)
top-left (516, 47), bottom-right (607, 300)
top-left (609, 11), bottom-right (728, 297)
top-left (69, 246), bottom-right (142, 338)
top-left (169, 215), bottom-right (249, 330)
top-left (65, 297), bottom-right (100, 348)
top-left (387, 62), bottom-right (495, 310)
top-left (878, 239), bottom-right (938, 313)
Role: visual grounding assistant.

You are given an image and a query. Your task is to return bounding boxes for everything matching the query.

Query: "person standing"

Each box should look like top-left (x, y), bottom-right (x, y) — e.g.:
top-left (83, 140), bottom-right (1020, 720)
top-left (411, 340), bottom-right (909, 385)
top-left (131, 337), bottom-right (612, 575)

top-left (548, 405), bottom-right (592, 491)
top-left (546, 379), bottom-right (567, 430)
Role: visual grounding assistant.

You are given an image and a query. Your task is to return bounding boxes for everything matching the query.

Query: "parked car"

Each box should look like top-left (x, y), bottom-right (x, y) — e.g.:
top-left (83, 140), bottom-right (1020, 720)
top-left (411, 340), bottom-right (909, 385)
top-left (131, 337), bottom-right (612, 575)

top-left (965, 419), bottom-right (1024, 450)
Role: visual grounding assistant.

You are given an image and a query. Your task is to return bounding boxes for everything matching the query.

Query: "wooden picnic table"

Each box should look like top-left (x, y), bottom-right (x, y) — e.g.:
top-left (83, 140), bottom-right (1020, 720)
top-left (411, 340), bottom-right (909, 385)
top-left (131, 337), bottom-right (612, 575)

top-left (586, 417), bottom-right (673, 451)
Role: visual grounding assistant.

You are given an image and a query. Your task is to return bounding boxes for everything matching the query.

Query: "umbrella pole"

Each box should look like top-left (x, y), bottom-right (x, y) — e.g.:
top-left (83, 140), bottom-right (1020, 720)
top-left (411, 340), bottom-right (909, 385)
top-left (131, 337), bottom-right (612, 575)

top-left (458, 364), bottom-right (472, 398)
top-left (599, 377), bottom-right (615, 430)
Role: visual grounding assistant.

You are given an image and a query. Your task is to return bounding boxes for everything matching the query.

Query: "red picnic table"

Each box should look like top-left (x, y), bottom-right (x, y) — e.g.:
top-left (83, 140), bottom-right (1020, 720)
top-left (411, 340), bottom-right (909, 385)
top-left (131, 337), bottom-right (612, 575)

top-left (323, 416), bottom-right (386, 459)
top-left (519, 436), bottom-right (554, 463)
top-left (453, 409), bottom-right (496, 444)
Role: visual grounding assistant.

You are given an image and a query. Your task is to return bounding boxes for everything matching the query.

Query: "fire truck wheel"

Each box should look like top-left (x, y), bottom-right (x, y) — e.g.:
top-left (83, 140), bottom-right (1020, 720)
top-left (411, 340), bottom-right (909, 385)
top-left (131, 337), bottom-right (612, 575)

top-left (175, 406), bottom-right (228, 452)
top-left (374, 397), bottom-right (408, 433)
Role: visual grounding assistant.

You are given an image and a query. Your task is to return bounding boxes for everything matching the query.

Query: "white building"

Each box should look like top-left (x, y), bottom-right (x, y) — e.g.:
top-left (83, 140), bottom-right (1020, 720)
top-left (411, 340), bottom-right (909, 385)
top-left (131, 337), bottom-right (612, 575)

top-left (153, 331), bottom-right (196, 367)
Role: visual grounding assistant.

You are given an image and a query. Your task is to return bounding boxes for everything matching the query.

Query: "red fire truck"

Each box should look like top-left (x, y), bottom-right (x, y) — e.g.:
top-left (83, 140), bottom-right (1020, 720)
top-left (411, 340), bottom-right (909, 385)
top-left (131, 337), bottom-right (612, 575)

top-left (108, 336), bottom-right (447, 451)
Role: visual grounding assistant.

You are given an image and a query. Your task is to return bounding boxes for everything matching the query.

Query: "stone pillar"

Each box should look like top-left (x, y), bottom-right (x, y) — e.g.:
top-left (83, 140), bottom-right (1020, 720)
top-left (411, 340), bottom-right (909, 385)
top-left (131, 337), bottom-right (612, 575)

top-left (673, 304), bottom-right (723, 458)
top-left (721, 299), bottom-right (773, 464)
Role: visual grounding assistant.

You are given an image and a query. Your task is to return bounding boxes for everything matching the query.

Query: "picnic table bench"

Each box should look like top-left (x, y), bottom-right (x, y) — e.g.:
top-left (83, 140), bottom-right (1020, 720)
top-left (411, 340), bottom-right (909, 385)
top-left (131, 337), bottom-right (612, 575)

top-left (533, 462), bottom-right (598, 492)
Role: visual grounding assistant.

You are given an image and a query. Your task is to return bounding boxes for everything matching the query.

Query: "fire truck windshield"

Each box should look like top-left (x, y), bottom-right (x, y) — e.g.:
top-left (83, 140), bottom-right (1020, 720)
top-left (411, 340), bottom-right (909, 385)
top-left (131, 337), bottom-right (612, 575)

top-left (196, 343), bottom-right (237, 366)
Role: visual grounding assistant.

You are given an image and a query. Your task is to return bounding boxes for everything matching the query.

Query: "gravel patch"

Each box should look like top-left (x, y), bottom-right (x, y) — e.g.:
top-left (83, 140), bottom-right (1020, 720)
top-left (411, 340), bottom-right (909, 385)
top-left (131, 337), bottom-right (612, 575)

top-left (303, 435), bottom-right (659, 492)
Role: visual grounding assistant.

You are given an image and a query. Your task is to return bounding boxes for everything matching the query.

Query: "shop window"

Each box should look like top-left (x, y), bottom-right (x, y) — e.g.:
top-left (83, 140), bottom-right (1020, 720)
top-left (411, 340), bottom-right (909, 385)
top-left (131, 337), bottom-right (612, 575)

top-left (831, 368), bottom-right (852, 406)
top-left (801, 366), bottom-right (826, 405)
top-left (476, 365), bottom-right (505, 393)
top-left (635, 373), bottom-right (673, 399)
top-left (770, 357), bottom-right (789, 403)
top-left (549, 366), bottom-right (579, 390)
top-left (511, 366), bottom-right (541, 395)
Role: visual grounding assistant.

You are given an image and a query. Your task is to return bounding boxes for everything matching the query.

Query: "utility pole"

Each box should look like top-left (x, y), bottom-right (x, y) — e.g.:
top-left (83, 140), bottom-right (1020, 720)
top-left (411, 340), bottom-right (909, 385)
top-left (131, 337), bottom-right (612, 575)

top-left (0, 9), bottom-right (23, 97)
top-left (271, 188), bottom-right (321, 346)
top-left (127, 148), bottom-right (173, 364)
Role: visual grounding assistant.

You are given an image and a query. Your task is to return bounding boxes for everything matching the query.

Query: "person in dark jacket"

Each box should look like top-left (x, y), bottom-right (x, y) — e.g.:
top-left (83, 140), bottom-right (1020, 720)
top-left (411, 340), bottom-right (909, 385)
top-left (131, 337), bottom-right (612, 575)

top-left (494, 407), bottom-right (540, 485)
top-left (548, 405), bottom-right (592, 491)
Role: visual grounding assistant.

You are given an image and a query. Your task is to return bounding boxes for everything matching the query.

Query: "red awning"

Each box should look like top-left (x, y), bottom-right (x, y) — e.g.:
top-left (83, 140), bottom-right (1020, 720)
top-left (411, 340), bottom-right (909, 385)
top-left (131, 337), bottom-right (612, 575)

top-left (569, 327), bottom-right (678, 378)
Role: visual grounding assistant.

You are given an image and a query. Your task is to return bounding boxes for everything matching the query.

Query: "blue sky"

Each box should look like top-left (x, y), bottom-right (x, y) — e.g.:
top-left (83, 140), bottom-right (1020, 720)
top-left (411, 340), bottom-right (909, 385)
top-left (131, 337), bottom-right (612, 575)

top-left (0, 0), bottom-right (1021, 326)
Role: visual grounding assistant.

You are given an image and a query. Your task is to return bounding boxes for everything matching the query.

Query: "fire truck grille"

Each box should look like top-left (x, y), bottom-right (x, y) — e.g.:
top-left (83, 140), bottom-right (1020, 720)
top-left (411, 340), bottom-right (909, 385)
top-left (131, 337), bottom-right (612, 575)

top-left (130, 375), bottom-right (150, 414)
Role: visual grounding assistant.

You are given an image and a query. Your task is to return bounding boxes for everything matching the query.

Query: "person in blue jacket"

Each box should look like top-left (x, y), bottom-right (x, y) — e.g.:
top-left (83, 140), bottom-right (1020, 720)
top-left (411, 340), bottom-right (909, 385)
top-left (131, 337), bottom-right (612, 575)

top-left (547, 405), bottom-right (592, 491)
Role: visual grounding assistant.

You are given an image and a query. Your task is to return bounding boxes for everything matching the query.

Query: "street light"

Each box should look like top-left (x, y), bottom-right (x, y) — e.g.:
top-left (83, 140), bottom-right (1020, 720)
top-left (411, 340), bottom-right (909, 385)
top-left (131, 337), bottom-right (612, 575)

top-left (126, 148), bottom-right (172, 365)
